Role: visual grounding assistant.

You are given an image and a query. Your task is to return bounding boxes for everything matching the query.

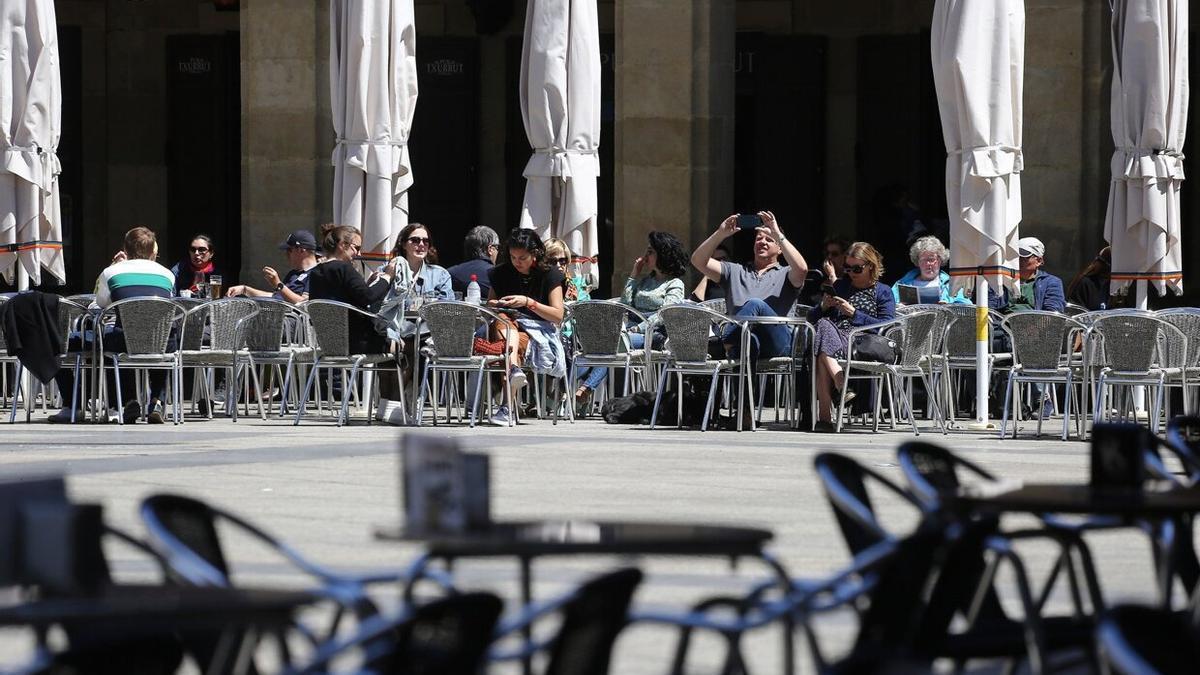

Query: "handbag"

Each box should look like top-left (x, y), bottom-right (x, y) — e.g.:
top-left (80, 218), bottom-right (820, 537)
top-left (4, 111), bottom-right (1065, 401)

top-left (853, 332), bottom-right (900, 364)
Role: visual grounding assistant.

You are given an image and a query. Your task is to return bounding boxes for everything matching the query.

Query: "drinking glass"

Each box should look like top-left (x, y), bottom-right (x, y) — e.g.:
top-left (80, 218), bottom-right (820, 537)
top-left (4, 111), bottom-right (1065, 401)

top-left (209, 275), bottom-right (223, 299)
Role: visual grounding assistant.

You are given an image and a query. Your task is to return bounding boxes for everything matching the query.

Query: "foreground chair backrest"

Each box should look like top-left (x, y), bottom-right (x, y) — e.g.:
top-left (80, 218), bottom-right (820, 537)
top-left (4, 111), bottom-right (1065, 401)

top-left (1097, 604), bottom-right (1200, 675)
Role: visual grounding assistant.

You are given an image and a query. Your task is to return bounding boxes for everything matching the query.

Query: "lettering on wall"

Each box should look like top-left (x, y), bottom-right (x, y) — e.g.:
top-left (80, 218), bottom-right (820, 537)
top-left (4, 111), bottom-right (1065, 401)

top-left (177, 57), bottom-right (212, 76)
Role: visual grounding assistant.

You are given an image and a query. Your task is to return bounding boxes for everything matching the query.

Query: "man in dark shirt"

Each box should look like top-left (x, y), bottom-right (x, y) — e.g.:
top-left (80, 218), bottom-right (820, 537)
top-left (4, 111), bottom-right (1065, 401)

top-left (226, 230), bottom-right (320, 304)
top-left (447, 225), bottom-right (499, 297)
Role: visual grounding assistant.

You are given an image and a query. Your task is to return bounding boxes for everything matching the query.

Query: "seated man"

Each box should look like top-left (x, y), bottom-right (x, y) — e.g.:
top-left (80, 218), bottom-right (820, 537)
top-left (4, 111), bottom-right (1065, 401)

top-left (50, 227), bottom-right (176, 424)
top-left (988, 236), bottom-right (1066, 418)
top-left (226, 229), bottom-right (320, 304)
top-left (447, 225), bottom-right (499, 298)
top-left (691, 211), bottom-right (809, 360)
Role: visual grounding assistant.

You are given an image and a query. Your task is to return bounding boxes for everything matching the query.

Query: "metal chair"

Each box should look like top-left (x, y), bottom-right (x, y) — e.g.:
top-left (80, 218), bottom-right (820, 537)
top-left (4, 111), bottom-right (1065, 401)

top-left (698, 297), bottom-right (726, 315)
top-left (6, 296), bottom-right (89, 423)
top-left (1097, 605), bottom-right (1198, 675)
top-left (565, 300), bottom-right (652, 421)
top-left (649, 304), bottom-right (746, 431)
top-left (936, 304), bottom-right (1011, 424)
top-left (98, 297), bottom-right (187, 425)
top-left (293, 299), bottom-right (403, 427)
top-left (836, 310), bottom-right (946, 435)
top-left (998, 311), bottom-right (1085, 440)
top-left (750, 304), bottom-right (816, 429)
top-left (1157, 308), bottom-right (1200, 416)
top-left (1089, 311), bottom-right (1186, 434)
top-left (243, 298), bottom-right (311, 418)
top-left (179, 298), bottom-right (260, 422)
top-left (415, 300), bottom-right (511, 427)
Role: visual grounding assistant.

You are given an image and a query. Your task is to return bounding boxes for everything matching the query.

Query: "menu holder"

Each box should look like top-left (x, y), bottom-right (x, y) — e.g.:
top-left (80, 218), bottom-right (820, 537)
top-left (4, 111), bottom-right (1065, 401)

top-left (401, 435), bottom-right (490, 535)
top-left (20, 502), bottom-right (108, 595)
top-left (0, 476), bottom-right (68, 587)
top-left (1090, 423), bottom-right (1149, 492)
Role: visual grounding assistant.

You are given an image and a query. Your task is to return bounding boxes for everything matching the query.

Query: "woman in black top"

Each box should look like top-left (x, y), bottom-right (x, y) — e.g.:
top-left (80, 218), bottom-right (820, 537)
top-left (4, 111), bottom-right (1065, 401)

top-left (306, 223), bottom-right (392, 353)
top-left (485, 228), bottom-right (565, 424)
top-left (1067, 246), bottom-right (1114, 311)
top-left (170, 233), bottom-right (223, 297)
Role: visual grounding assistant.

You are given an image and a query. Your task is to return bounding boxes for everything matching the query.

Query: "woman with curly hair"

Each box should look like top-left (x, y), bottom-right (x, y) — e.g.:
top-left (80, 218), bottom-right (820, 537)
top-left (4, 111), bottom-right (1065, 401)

top-left (575, 231), bottom-right (687, 403)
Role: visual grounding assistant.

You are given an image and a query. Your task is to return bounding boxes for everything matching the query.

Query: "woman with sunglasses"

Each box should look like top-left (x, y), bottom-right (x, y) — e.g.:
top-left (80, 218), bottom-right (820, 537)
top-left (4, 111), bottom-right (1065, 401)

top-left (307, 223), bottom-right (393, 354)
top-left (170, 234), bottom-right (223, 297)
top-left (543, 238), bottom-right (589, 302)
top-left (485, 228), bottom-right (566, 426)
top-left (806, 241), bottom-right (895, 432)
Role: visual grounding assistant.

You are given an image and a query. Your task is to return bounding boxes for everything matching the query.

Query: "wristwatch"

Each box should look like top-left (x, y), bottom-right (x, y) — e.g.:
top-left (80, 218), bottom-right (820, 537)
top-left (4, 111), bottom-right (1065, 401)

top-left (275, 282), bottom-right (285, 291)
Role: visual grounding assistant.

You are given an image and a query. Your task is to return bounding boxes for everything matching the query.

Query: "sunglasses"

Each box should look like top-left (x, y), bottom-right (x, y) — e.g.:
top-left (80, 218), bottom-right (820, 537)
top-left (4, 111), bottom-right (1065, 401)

top-left (348, 243), bottom-right (362, 252)
top-left (190, 247), bottom-right (210, 254)
top-left (843, 264), bottom-right (867, 274)
top-left (549, 257), bottom-right (570, 266)
top-left (407, 236), bottom-right (431, 246)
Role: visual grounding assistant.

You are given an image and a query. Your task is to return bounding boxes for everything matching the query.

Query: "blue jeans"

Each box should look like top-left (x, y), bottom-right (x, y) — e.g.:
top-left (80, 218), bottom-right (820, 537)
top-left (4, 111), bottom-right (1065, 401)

top-left (721, 298), bottom-right (793, 360)
top-left (578, 333), bottom-right (645, 391)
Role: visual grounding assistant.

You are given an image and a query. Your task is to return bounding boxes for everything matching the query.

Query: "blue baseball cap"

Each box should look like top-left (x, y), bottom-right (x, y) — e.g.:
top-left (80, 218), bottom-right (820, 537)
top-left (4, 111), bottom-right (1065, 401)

top-left (279, 230), bottom-right (318, 251)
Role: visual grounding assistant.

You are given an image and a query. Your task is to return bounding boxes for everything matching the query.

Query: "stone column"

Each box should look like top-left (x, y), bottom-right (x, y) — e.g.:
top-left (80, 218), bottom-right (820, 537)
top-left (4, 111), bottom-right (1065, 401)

top-left (240, 0), bottom-right (324, 284)
top-left (613, 0), bottom-right (735, 289)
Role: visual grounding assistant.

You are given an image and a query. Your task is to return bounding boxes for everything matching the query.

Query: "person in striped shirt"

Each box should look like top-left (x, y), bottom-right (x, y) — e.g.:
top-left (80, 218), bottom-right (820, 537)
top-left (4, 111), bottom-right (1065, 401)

top-left (50, 227), bottom-right (176, 424)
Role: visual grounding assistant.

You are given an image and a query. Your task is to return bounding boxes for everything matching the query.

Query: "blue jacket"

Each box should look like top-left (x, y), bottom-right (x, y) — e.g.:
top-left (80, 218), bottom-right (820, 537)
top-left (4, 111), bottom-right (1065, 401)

top-left (988, 270), bottom-right (1066, 313)
top-left (891, 269), bottom-right (969, 305)
top-left (808, 278), bottom-right (896, 327)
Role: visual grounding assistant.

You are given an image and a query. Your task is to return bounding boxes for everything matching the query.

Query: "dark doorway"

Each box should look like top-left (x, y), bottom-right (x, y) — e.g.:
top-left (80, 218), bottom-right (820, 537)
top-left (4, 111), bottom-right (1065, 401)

top-left (407, 38), bottom-right (480, 268)
top-left (733, 33), bottom-right (828, 262)
top-left (856, 32), bottom-right (947, 283)
top-left (504, 34), bottom-right (615, 298)
top-left (165, 33), bottom-right (241, 284)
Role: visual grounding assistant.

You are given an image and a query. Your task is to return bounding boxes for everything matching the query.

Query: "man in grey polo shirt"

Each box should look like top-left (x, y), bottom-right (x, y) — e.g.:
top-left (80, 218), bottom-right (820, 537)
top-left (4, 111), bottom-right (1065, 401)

top-left (691, 211), bottom-right (809, 359)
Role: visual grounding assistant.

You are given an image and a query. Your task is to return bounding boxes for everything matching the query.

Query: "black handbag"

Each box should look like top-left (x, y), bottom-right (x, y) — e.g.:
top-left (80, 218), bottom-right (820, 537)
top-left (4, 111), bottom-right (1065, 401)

top-left (853, 333), bottom-right (900, 364)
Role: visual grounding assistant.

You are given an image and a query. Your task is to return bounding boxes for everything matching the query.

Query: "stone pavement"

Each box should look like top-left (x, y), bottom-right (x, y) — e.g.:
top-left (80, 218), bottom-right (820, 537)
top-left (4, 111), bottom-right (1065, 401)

top-left (0, 411), bottom-right (1171, 673)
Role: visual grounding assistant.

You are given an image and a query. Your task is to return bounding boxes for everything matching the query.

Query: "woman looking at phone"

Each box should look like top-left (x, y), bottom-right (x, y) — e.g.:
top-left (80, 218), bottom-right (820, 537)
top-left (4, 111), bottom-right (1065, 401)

top-left (806, 242), bottom-right (895, 432)
top-left (485, 228), bottom-right (565, 425)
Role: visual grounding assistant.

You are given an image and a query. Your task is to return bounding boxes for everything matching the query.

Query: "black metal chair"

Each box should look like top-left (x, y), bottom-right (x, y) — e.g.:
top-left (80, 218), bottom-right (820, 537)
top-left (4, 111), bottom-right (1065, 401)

top-left (490, 567), bottom-right (643, 675)
top-left (292, 592), bottom-right (504, 675)
top-left (139, 493), bottom-right (453, 644)
top-left (1096, 604), bottom-right (1199, 675)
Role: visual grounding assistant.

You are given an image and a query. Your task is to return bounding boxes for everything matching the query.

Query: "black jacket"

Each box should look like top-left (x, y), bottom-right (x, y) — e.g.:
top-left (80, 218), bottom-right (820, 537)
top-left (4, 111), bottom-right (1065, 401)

top-left (0, 292), bottom-right (62, 384)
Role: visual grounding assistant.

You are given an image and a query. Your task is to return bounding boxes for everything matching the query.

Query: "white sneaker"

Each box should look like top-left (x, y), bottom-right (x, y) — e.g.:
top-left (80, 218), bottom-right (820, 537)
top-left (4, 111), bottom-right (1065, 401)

top-left (508, 367), bottom-right (527, 391)
top-left (48, 408), bottom-right (82, 424)
top-left (489, 405), bottom-right (513, 426)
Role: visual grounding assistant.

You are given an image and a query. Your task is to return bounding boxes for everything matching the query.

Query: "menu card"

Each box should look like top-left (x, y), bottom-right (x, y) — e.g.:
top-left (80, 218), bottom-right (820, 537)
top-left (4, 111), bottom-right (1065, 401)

top-left (401, 435), bottom-right (490, 534)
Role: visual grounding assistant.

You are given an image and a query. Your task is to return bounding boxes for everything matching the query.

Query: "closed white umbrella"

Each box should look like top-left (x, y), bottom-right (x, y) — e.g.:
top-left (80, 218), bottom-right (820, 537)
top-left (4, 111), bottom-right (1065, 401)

top-left (1104, 0), bottom-right (1187, 300)
top-left (330, 0), bottom-right (418, 268)
top-left (519, 0), bottom-right (601, 284)
top-left (1, 0), bottom-right (65, 288)
top-left (932, 0), bottom-right (1024, 425)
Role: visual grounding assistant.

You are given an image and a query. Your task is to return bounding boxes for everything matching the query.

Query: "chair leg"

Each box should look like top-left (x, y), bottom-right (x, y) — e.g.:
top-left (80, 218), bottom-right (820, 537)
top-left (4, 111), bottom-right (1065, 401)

top-left (701, 369), bottom-right (722, 432)
top-left (9, 364), bottom-right (23, 424)
top-left (1000, 371), bottom-right (1016, 439)
top-left (650, 367), bottom-right (669, 430)
top-left (294, 359), bottom-right (322, 425)
top-left (1062, 375), bottom-right (1073, 442)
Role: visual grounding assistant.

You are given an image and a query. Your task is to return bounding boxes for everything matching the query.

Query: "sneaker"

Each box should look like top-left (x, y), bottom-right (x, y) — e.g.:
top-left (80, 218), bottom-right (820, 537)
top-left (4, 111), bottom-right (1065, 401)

top-left (834, 388), bottom-right (856, 406)
top-left (814, 420), bottom-right (837, 433)
top-left (146, 400), bottom-right (165, 424)
top-left (196, 399), bottom-right (212, 417)
top-left (489, 405), bottom-right (513, 426)
top-left (1039, 398), bottom-right (1055, 420)
top-left (122, 401), bottom-right (142, 424)
top-left (508, 367), bottom-right (527, 391)
top-left (48, 408), bottom-right (82, 424)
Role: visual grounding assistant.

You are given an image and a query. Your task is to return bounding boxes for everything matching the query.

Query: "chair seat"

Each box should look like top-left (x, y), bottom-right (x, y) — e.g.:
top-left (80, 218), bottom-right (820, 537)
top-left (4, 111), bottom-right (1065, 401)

top-left (315, 353), bottom-right (397, 366)
top-left (755, 356), bottom-right (801, 369)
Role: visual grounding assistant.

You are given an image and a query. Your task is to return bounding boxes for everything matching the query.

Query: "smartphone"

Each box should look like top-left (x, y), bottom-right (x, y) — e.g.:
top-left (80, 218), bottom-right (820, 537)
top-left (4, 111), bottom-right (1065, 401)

top-left (736, 213), bottom-right (763, 230)
top-left (821, 284), bottom-right (836, 296)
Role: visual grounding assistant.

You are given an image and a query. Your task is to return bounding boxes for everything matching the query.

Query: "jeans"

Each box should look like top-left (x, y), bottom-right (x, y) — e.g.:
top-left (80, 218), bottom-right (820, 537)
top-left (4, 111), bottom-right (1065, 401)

top-left (578, 333), bottom-right (645, 391)
top-left (720, 298), bottom-right (793, 360)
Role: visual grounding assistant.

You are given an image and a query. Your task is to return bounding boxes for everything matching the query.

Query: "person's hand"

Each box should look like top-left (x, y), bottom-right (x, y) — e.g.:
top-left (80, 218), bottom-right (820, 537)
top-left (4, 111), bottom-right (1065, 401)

top-left (111, 250), bottom-right (127, 265)
top-left (497, 295), bottom-right (527, 308)
top-left (632, 256), bottom-right (646, 277)
top-left (382, 259), bottom-right (397, 278)
top-left (821, 293), bottom-right (836, 310)
top-left (226, 285), bottom-right (245, 297)
top-left (758, 210), bottom-right (784, 242)
top-left (835, 297), bottom-right (855, 317)
top-left (717, 214), bottom-right (739, 239)
top-left (262, 266), bottom-right (281, 287)
top-left (822, 260), bottom-right (837, 282)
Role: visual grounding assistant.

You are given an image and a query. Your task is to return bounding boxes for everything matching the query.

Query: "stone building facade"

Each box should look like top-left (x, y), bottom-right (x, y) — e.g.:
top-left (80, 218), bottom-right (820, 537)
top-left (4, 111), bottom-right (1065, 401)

top-left (29, 0), bottom-right (1198, 302)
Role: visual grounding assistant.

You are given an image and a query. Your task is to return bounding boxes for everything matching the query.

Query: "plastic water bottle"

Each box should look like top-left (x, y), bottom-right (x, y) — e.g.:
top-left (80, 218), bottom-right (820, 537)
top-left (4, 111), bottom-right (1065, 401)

top-left (465, 274), bottom-right (482, 305)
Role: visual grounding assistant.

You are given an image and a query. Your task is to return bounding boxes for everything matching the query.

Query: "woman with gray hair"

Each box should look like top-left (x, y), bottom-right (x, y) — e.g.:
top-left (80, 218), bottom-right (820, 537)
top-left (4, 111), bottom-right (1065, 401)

top-left (890, 235), bottom-right (968, 304)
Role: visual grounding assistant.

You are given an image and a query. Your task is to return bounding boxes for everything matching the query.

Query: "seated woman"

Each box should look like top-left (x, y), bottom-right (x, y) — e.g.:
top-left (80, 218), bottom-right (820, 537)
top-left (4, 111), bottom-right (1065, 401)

top-left (486, 228), bottom-right (566, 426)
top-left (377, 222), bottom-right (454, 340)
top-left (306, 223), bottom-right (392, 355)
top-left (890, 235), bottom-right (968, 305)
top-left (544, 238), bottom-right (589, 302)
top-left (170, 233), bottom-right (223, 298)
top-left (1067, 246), bottom-right (1114, 311)
top-left (575, 231), bottom-right (687, 403)
top-left (687, 243), bottom-right (728, 303)
top-left (807, 242), bottom-right (896, 432)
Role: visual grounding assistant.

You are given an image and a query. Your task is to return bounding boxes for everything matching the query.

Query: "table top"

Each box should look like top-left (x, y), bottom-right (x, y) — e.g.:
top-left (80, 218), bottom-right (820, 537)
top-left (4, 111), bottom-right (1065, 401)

top-left (374, 519), bottom-right (774, 558)
top-left (0, 584), bottom-right (317, 629)
top-left (946, 483), bottom-right (1200, 517)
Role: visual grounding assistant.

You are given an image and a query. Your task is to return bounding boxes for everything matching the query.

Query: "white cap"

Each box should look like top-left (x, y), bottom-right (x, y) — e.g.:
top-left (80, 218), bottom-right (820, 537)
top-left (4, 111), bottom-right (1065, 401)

top-left (1017, 237), bottom-right (1045, 258)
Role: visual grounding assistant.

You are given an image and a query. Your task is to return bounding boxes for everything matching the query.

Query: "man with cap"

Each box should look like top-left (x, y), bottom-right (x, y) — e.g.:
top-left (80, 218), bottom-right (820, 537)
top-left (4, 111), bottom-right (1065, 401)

top-left (226, 230), bottom-right (321, 304)
top-left (988, 236), bottom-right (1065, 314)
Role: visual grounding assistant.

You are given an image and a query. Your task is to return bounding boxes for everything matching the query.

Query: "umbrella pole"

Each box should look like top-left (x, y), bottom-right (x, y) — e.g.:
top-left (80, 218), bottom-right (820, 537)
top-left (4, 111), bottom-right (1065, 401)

top-left (971, 275), bottom-right (993, 429)
top-left (16, 266), bottom-right (35, 417)
top-left (1133, 279), bottom-right (1148, 417)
